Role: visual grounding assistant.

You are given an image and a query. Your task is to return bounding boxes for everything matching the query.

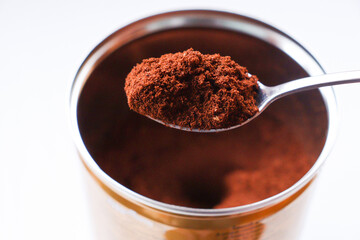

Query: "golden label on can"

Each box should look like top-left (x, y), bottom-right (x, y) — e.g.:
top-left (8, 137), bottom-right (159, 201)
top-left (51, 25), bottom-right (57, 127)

top-left (165, 222), bottom-right (264, 240)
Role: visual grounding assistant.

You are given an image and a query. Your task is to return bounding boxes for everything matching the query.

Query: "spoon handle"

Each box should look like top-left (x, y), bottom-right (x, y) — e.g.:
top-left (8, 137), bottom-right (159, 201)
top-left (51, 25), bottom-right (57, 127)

top-left (270, 70), bottom-right (360, 100)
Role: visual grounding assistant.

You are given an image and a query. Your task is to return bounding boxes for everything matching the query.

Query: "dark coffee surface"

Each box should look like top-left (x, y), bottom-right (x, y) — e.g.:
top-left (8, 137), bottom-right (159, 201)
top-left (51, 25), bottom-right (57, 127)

top-left (77, 28), bottom-right (327, 208)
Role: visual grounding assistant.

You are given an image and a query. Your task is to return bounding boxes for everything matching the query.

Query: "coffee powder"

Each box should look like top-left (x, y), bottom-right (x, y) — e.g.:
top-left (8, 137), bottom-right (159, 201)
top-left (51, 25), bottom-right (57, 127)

top-left (125, 49), bottom-right (259, 129)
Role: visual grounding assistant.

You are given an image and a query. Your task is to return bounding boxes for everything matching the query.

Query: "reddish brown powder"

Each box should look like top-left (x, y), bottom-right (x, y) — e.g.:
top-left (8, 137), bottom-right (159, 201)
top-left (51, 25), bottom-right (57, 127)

top-left (124, 49), bottom-right (259, 129)
top-left (80, 92), bottom-right (325, 208)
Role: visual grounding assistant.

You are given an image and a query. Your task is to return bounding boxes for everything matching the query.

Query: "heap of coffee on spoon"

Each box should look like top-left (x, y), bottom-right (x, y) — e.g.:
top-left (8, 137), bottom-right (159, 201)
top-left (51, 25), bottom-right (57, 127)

top-left (125, 48), bottom-right (360, 132)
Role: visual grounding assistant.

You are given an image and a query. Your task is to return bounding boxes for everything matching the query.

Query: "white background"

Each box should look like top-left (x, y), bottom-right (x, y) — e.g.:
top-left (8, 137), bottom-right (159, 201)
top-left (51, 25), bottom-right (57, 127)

top-left (0, 0), bottom-right (359, 239)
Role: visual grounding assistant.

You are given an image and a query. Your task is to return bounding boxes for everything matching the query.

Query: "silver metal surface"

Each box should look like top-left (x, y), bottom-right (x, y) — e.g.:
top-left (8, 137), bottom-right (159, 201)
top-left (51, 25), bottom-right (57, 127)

top-left (168, 70), bottom-right (360, 133)
top-left (259, 70), bottom-right (360, 114)
top-left (69, 10), bottom-right (338, 216)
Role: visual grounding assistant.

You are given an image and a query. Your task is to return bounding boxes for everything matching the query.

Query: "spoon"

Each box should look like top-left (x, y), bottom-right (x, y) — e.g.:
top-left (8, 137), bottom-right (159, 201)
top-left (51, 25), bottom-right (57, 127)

top-left (149, 70), bottom-right (360, 133)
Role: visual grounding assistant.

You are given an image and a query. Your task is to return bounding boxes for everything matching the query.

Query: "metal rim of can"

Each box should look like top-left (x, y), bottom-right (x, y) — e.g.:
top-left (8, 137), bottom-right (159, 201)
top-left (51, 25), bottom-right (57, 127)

top-left (69, 9), bottom-right (338, 223)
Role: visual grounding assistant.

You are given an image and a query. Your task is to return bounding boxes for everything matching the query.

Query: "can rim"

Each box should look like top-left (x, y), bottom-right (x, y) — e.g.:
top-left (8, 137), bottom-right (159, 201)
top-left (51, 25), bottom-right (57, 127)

top-left (69, 9), bottom-right (338, 217)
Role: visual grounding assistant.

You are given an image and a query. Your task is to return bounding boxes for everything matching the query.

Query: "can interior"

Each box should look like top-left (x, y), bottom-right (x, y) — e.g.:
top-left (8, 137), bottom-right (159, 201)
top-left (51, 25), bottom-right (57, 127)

top-left (77, 27), bottom-right (327, 209)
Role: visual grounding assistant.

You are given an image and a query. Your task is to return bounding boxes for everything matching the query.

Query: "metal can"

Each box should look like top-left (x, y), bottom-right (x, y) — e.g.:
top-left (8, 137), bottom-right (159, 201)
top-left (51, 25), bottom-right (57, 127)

top-left (69, 10), bottom-right (338, 240)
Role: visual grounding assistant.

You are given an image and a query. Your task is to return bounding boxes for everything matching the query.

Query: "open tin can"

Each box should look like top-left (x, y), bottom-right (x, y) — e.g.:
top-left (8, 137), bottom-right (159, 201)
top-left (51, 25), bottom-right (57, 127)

top-left (69, 10), bottom-right (338, 240)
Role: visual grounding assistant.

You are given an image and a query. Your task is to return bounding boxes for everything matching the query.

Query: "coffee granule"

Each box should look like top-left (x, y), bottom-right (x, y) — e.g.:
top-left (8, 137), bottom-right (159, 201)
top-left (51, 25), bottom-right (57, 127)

top-left (125, 49), bottom-right (259, 129)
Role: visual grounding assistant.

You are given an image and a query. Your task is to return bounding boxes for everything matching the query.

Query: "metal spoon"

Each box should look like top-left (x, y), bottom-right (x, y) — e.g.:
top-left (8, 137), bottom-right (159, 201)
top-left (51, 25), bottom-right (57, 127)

top-left (148, 70), bottom-right (360, 133)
